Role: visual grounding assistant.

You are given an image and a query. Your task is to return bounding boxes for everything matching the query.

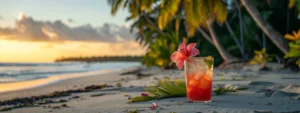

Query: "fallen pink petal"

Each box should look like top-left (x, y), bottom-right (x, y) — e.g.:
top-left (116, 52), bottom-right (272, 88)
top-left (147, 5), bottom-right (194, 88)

top-left (141, 93), bottom-right (149, 97)
top-left (149, 102), bottom-right (158, 110)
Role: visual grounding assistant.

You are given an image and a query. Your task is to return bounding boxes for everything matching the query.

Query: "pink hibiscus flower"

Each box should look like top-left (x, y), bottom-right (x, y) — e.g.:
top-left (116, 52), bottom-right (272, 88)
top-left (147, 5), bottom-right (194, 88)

top-left (170, 38), bottom-right (200, 69)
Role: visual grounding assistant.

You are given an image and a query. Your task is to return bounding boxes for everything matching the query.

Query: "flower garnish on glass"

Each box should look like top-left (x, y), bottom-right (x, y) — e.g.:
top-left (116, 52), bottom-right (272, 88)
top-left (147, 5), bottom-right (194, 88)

top-left (171, 38), bottom-right (214, 103)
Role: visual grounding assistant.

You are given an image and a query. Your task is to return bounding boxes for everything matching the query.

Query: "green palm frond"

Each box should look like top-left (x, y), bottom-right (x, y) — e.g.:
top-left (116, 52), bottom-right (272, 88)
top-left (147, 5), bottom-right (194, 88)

top-left (108, 0), bottom-right (123, 15)
top-left (155, 79), bottom-right (187, 97)
top-left (129, 0), bottom-right (139, 19)
top-left (183, 0), bottom-right (228, 36)
top-left (184, 0), bottom-right (203, 36)
top-left (142, 32), bottom-right (179, 67)
top-left (157, 0), bottom-right (181, 30)
top-left (213, 0), bottom-right (228, 24)
top-left (128, 79), bottom-right (186, 103)
top-left (109, 0), bottom-right (156, 20)
top-left (139, 0), bottom-right (155, 12)
top-left (175, 8), bottom-right (182, 33)
top-left (128, 80), bottom-right (248, 103)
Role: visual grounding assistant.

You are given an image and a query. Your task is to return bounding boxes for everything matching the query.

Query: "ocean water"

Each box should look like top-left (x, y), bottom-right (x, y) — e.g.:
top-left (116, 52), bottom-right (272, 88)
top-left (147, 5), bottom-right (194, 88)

top-left (0, 62), bottom-right (141, 83)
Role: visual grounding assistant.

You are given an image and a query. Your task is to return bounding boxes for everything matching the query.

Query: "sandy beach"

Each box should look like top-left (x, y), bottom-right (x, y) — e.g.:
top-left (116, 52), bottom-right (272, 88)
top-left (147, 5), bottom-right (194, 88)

top-left (0, 66), bottom-right (299, 113)
top-left (1, 0), bottom-right (299, 112)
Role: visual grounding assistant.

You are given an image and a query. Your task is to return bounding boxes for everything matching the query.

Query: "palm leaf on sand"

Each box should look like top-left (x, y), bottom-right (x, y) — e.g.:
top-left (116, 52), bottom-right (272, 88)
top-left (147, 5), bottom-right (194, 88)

top-left (214, 84), bottom-right (248, 95)
top-left (128, 80), bottom-right (248, 103)
top-left (128, 79), bottom-right (186, 103)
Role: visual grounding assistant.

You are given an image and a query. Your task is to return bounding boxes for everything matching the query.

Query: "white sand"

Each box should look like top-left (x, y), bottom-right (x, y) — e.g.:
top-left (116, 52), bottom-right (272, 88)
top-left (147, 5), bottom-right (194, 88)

top-left (1, 68), bottom-right (300, 113)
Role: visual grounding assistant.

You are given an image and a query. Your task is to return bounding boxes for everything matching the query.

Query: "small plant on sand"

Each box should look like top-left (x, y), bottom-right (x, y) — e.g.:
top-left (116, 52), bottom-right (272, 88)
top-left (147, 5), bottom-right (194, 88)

top-left (248, 48), bottom-right (273, 67)
top-left (214, 84), bottom-right (248, 95)
top-left (116, 83), bottom-right (122, 87)
top-left (125, 109), bottom-right (140, 113)
top-left (284, 29), bottom-right (300, 68)
top-left (128, 79), bottom-right (186, 103)
top-left (219, 75), bottom-right (225, 81)
top-left (284, 29), bottom-right (300, 41)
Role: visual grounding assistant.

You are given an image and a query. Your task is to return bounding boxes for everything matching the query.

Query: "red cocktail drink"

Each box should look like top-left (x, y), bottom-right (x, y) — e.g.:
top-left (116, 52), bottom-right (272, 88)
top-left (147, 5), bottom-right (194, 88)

top-left (184, 57), bottom-right (213, 102)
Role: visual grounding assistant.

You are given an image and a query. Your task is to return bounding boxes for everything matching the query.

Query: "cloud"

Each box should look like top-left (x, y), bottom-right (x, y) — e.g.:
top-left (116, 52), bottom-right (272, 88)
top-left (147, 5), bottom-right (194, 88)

top-left (0, 13), bottom-right (136, 43)
top-left (67, 18), bottom-right (74, 23)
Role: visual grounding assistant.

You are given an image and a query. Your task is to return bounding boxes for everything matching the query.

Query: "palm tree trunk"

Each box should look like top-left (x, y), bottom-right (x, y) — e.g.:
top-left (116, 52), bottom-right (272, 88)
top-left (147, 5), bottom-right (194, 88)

top-left (240, 0), bottom-right (289, 54)
top-left (235, 0), bottom-right (245, 59)
top-left (224, 21), bottom-right (243, 57)
top-left (253, 32), bottom-right (262, 47)
top-left (286, 6), bottom-right (290, 33)
top-left (206, 19), bottom-right (238, 65)
top-left (196, 28), bottom-right (214, 44)
top-left (262, 32), bottom-right (266, 48)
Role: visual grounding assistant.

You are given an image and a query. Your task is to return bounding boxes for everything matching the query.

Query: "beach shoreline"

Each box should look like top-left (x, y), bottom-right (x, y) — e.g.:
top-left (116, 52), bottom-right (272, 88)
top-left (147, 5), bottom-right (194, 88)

top-left (0, 69), bottom-right (115, 94)
top-left (0, 69), bottom-right (124, 101)
top-left (0, 67), bottom-right (300, 113)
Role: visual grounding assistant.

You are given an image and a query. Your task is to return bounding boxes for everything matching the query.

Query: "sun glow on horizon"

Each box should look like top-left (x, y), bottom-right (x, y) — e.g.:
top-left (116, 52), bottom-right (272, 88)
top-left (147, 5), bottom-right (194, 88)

top-left (0, 40), bottom-right (146, 63)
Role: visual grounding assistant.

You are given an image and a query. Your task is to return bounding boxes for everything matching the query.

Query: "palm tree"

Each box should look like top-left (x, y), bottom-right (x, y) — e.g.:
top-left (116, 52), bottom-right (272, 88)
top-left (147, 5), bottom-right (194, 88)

top-left (240, 0), bottom-right (289, 54)
top-left (108, 0), bottom-right (163, 33)
top-left (142, 32), bottom-right (180, 68)
top-left (108, 0), bottom-right (169, 46)
top-left (108, 0), bottom-right (239, 65)
top-left (157, 0), bottom-right (239, 65)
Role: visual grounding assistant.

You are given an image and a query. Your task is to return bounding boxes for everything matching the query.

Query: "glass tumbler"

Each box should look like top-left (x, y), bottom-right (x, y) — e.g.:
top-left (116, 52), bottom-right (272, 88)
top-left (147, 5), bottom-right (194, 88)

top-left (184, 56), bottom-right (214, 102)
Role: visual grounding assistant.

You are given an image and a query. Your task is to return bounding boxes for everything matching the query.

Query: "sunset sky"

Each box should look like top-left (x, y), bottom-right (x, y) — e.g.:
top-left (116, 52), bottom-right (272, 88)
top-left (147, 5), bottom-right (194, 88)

top-left (0, 0), bottom-right (146, 62)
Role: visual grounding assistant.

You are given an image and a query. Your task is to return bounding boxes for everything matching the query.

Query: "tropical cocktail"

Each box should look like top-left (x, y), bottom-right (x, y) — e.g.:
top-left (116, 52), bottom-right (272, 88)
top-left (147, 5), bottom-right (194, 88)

top-left (170, 38), bottom-right (213, 102)
top-left (184, 57), bottom-right (213, 102)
